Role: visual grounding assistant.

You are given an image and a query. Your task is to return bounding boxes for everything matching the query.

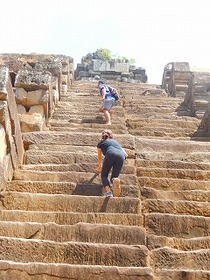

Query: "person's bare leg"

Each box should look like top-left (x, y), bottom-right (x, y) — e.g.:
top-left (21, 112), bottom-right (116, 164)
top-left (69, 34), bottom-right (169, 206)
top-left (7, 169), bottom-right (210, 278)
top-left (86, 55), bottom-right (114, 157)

top-left (103, 110), bottom-right (111, 124)
top-left (104, 186), bottom-right (111, 192)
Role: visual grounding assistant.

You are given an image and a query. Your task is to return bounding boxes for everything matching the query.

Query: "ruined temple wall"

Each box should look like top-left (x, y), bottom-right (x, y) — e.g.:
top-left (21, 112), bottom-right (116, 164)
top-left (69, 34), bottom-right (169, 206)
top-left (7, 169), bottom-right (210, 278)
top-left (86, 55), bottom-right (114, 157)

top-left (75, 59), bottom-right (148, 83)
top-left (0, 53), bottom-right (74, 132)
top-left (0, 66), bottom-right (25, 185)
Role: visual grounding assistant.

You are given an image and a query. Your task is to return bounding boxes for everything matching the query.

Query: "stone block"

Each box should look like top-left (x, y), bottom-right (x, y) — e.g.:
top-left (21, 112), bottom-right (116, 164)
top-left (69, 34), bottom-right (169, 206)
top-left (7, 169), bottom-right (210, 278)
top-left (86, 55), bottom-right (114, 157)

top-left (15, 88), bottom-right (49, 106)
top-left (15, 69), bottom-right (52, 91)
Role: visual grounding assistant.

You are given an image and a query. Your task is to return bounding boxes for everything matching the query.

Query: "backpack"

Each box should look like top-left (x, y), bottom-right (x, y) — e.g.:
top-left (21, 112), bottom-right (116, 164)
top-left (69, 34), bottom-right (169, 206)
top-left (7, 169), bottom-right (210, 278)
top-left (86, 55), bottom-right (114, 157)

top-left (108, 86), bottom-right (119, 101)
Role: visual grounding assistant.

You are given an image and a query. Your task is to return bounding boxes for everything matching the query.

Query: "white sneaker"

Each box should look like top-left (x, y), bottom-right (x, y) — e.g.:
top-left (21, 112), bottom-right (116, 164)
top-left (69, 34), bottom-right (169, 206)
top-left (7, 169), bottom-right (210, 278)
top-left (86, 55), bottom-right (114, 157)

top-left (112, 178), bottom-right (121, 197)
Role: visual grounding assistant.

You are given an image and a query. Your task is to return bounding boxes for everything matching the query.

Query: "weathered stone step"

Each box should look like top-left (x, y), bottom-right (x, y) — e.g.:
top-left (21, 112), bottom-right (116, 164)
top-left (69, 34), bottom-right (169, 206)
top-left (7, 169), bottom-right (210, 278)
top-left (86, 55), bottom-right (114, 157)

top-left (139, 176), bottom-right (210, 191)
top-left (49, 118), bottom-right (126, 127)
top-left (24, 144), bottom-right (135, 160)
top-left (22, 131), bottom-right (135, 150)
top-left (0, 210), bottom-right (143, 226)
top-left (136, 151), bottom-right (210, 163)
top-left (137, 159), bottom-right (210, 170)
top-left (53, 108), bottom-right (105, 116)
top-left (20, 163), bottom-right (135, 175)
top-left (50, 125), bottom-right (128, 134)
top-left (135, 137), bottom-right (210, 153)
top-left (155, 269), bottom-right (210, 280)
top-left (13, 170), bottom-right (137, 187)
top-left (124, 106), bottom-right (178, 114)
top-left (0, 221), bottom-right (146, 245)
top-left (126, 112), bottom-right (188, 119)
top-left (141, 187), bottom-right (210, 202)
top-left (137, 166), bottom-right (210, 180)
top-left (143, 199), bottom-right (210, 216)
top-left (0, 261), bottom-right (154, 280)
top-left (129, 128), bottom-right (195, 138)
top-left (145, 213), bottom-right (210, 238)
top-left (1, 192), bottom-right (140, 214)
top-left (48, 121), bottom-right (128, 132)
top-left (0, 236), bottom-right (149, 267)
top-left (148, 234), bottom-right (210, 251)
top-left (127, 118), bottom-right (199, 129)
top-left (150, 247), bottom-right (210, 270)
top-left (7, 180), bottom-right (139, 197)
top-left (53, 106), bottom-right (123, 115)
top-left (130, 132), bottom-right (193, 139)
top-left (24, 150), bottom-right (99, 164)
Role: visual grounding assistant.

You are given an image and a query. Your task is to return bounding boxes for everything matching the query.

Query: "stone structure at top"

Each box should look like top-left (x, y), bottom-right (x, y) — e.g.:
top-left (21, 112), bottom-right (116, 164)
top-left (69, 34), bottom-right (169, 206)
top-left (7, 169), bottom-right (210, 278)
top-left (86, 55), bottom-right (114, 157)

top-left (0, 53), bottom-right (74, 132)
top-left (75, 56), bottom-right (148, 83)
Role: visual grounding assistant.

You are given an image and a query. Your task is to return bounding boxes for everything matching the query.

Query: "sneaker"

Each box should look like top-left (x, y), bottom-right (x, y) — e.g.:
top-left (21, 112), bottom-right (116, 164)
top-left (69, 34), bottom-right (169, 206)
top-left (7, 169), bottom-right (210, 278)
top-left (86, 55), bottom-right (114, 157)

top-left (104, 191), bottom-right (113, 197)
top-left (112, 178), bottom-right (121, 197)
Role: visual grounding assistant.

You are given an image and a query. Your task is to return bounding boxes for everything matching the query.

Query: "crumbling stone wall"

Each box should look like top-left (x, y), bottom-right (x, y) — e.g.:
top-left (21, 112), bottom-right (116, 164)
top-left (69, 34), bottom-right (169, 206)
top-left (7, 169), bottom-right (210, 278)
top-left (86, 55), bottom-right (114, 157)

top-left (161, 62), bottom-right (191, 97)
top-left (0, 53), bottom-right (74, 132)
top-left (0, 66), bottom-right (24, 186)
top-left (184, 72), bottom-right (210, 119)
top-left (75, 59), bottom-right (148, 83)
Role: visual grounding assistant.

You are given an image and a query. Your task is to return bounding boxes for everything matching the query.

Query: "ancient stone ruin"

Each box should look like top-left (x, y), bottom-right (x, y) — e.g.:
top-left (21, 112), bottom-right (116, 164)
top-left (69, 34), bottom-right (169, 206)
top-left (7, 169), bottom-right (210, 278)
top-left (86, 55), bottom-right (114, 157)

top-left (0, 53), bottom-right (210, 279)
top-left (75, 57), bottom-right (148, 83)
top-left (0, 53), bottom-right (73, 132)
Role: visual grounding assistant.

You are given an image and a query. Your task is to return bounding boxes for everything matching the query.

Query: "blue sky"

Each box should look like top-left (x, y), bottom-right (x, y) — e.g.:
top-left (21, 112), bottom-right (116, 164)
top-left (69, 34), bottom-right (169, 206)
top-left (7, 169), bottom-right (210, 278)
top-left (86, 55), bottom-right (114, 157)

top-left (1, 0), bottom-right (210, 84)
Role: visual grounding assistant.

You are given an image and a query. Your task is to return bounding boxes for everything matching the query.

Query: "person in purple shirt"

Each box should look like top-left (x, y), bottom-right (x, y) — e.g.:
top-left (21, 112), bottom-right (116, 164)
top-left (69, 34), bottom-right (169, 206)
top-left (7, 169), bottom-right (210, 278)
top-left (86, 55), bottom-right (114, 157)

top-left (98, 81), bottom-right (116, 125)
top-left (96, 129), bottom-right (127, 197)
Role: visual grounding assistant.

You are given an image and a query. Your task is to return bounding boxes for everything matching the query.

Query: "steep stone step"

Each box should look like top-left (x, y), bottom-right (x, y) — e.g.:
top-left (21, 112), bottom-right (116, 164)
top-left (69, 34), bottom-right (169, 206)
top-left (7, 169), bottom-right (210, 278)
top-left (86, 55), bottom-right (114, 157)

top-left (150, 247), bottom-right (210, 270)
top-left (23, 144), bottom-right (135, 160)
top-left (155, 269), bottom-right (210, 280)
top-left (0, 192), bottom-right (140, 214)
top-left (137, 159), bottom-right (210, 170)
top-left (148, 234), bottom-right (210, 251)
top-left (141, 186), bottom-right (210, 202)
top-left (0, 210), bottom-right (143, 226)
top-left (137, 166), bottom-right (210, 180)
top-left (13, 170), bottom-right (137, 187)
top-left (128, 128), bottom-right (196, 138)
top-left (124, 106), bottom-right (178, 115)
top-left (20, 163), bottom-right (135, 175)
top-left (7, 180), bottom-right (139, 197)
top-left (145, 213), bottom-right (210, 239)
top-left (0, 221), bottom-right (146, 245)
top-left (127, 118), bottom-right (199, 129)
top-left (139, 176), bottom-right (210, 191)
top-left (135, 137), bottom-right (210, 153)
top-left (0, 236), bottom-right (149, 267)
top-left (143, 199), bottom-right (210, 216)
top-left (0, 261), bottom-right (154, 280)
top-left (136, 151), bottom-right (210, 163)
top-left (49, 124), bottom-right (128, 134)
top-left (22, 131), bottom-right (135, 150)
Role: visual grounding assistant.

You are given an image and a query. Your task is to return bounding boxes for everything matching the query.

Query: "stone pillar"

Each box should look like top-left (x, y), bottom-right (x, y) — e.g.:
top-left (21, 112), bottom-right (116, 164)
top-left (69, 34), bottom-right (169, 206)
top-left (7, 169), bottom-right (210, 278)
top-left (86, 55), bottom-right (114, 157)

top-left (0, 66), bottom-right (25, 184)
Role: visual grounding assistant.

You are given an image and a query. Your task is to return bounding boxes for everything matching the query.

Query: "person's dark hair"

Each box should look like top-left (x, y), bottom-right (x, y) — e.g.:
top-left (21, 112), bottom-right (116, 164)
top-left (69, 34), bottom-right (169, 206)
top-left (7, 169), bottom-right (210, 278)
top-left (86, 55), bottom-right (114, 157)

top-left (101, 129), bottom-right (113, 140)
top-left (98, 80), bottom-right (104, 85)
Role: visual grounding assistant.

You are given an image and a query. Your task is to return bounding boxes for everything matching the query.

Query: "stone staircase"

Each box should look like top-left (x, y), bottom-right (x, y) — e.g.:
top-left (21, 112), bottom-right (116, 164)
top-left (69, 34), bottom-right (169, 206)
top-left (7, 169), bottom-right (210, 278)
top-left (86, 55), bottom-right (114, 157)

top-left (0, 80), bottom-right (210, 279)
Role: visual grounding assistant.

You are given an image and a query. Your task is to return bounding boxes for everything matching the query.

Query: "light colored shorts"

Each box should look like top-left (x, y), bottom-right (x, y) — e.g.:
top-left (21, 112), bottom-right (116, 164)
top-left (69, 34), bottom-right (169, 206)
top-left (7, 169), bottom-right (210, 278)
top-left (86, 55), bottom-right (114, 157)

top-left (102, 100), bottom-right (115, 110)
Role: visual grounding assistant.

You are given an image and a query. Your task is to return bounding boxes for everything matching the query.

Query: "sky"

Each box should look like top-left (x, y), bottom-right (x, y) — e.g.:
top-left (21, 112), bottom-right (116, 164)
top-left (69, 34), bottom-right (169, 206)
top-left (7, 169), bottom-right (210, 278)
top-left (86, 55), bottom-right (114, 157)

top-left (0, 0), bottom-right (210, 84)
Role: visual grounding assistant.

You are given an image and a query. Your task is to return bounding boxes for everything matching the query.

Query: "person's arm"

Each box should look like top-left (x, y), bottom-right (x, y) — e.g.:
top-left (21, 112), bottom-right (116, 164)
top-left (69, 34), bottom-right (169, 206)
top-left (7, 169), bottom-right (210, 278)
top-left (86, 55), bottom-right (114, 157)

top-left (101, 87), bottom-right (106, 100)
top-left (122, 148), bottom-right (128, 159)
top-left (96, 148), bottom-right (103, 173)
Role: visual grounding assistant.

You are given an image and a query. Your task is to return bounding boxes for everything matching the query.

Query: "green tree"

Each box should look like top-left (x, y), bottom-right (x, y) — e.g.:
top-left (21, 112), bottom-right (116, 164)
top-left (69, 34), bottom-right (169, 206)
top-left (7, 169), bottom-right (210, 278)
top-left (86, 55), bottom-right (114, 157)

top-left (82, 48), bottom-right (136, 65)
